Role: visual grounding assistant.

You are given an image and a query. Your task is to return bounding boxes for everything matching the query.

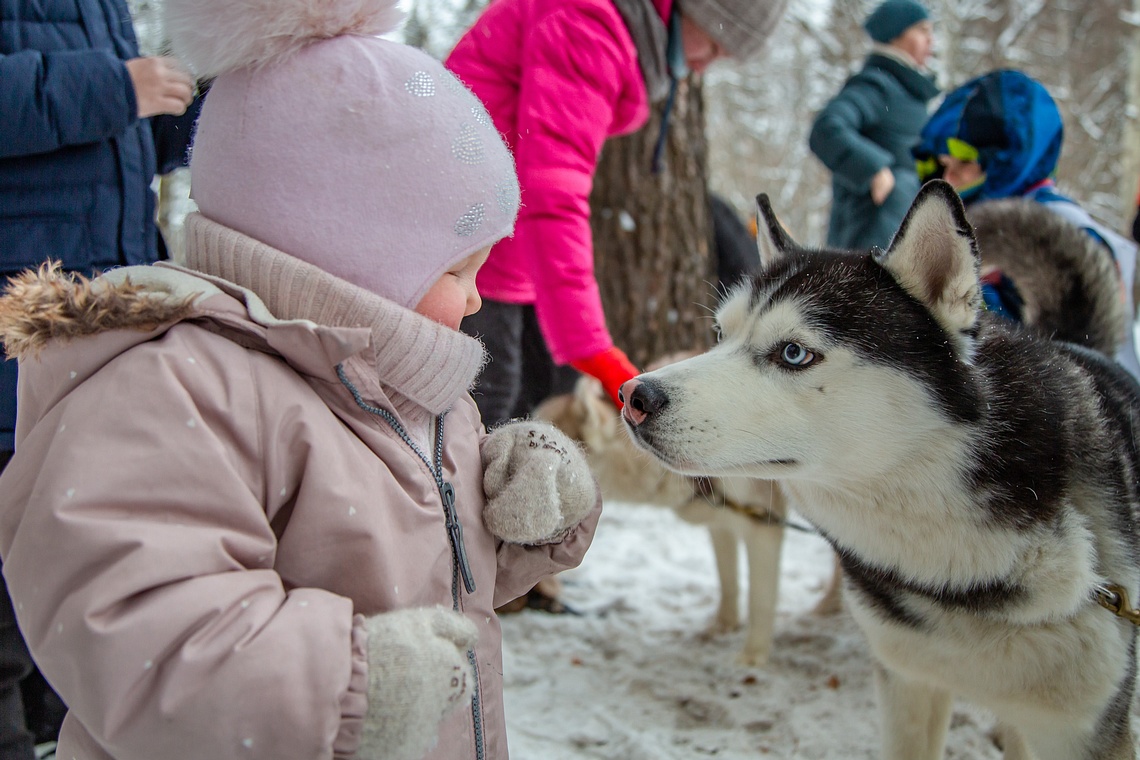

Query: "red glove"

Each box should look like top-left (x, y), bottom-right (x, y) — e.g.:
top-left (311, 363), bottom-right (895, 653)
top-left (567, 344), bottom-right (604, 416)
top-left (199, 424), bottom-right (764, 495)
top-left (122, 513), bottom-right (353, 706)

top-left (570, 346), bottom-right (639, 409)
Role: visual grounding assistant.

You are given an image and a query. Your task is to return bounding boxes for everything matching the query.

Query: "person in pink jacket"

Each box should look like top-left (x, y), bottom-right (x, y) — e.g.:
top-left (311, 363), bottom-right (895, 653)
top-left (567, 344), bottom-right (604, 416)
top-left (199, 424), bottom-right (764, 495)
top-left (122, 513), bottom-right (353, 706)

top-left (0, 1), bottom-right (602, 759)
top-left (446, 0), bottom-right (788, 428)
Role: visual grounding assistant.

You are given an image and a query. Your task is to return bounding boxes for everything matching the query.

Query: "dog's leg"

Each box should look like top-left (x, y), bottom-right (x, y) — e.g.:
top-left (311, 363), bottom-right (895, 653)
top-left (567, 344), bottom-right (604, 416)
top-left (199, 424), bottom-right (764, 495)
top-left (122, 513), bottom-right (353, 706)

top-left (991, 723), bottom-right (1036, 760)
top-left (706, 522), bottom-right (741, 634)
top-left (875, 665), bottom-right (953, 760)
top-left (739, 519), bottom-right (783, 667)
top-left (812, 551), bottom-right (844, 616)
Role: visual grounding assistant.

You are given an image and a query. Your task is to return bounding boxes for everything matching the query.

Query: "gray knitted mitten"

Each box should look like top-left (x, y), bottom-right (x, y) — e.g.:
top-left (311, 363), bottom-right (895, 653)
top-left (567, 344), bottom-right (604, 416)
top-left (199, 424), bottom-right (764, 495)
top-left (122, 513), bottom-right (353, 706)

top-left (481, 420), bottom-right (596, 544)
top-left (357, 607), bottom-right (478, 760)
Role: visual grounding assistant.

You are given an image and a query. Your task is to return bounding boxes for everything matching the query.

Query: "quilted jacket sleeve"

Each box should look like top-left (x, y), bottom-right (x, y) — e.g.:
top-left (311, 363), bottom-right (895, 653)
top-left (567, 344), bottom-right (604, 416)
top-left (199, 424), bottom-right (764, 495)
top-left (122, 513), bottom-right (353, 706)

top-left (808, 73), bottom-right (893, 193)
top-left (0, 49), bottom-right (138, 158)
top-left (0, 333), bottom-right (366, 760)
top-left (512, 7), bottom-right (641, 364)
top-left (492, 499), bottom-right (602, 609)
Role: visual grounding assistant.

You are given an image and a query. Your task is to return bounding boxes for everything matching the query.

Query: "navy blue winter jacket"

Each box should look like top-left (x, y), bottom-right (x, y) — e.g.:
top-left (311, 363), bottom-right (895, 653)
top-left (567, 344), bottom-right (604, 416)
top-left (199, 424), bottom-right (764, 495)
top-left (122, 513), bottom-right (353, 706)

top-left (0, 0), bottom-right (199, 450)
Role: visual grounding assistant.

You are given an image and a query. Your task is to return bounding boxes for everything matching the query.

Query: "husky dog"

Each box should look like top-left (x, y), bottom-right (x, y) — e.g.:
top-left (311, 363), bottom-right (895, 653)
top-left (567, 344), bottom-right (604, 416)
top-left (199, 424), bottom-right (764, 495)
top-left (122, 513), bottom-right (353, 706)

top-left (619, 181), bottom-right (1140, 759)
top-left (534, 371), bottom-right (840, 667)
top-left (967, 197), bottom-right (1126, 357)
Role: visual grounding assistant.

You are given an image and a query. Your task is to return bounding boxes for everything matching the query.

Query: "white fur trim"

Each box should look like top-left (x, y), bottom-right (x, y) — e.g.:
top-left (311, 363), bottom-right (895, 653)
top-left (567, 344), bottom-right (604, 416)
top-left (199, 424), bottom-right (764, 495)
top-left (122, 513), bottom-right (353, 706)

top-left (164, 0), bottom-right (405, 78)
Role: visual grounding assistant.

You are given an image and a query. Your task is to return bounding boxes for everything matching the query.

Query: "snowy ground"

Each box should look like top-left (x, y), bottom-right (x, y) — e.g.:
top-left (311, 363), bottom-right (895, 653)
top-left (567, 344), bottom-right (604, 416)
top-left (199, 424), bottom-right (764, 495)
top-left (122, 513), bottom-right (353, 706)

top-left (501, 502), bottom-right (1016, 760)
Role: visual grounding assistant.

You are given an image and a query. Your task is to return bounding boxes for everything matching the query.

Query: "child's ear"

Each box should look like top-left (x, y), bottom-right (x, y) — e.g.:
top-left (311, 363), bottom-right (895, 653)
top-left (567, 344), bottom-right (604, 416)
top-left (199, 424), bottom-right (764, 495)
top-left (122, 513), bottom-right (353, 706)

top-left (754, 194), bottom-right (798, 268)
top-left (875, 180), bottom-right (982, 356)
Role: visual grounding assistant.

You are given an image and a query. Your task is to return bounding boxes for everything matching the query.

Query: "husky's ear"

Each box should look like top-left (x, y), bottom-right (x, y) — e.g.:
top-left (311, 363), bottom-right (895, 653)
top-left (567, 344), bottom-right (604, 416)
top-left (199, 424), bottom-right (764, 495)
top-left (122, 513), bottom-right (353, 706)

top-left (755, 194), bottom-right (798, 267)
top-left (875, 181), bottom-right (981, 350)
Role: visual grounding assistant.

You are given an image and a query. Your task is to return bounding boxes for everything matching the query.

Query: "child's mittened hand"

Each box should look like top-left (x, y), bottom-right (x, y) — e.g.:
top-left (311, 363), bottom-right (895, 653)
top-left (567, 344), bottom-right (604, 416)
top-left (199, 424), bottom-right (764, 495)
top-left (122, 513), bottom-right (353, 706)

top-left (359, 607), bottom-right (478, 760)
top-left (481, 421), bottom-right (596, 544)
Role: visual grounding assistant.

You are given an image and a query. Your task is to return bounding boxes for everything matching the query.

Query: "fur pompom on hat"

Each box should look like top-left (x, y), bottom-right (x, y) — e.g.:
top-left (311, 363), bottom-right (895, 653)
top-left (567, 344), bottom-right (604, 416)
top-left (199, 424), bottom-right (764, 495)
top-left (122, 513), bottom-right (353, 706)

top-left (164, 0), bottom-right (405, 80)
top-left (166, 0), bottom-right (520, 309)
top-left (678, 0), bottom-right (788, 60)
top-left (863, 0), bottom-right (929, 44)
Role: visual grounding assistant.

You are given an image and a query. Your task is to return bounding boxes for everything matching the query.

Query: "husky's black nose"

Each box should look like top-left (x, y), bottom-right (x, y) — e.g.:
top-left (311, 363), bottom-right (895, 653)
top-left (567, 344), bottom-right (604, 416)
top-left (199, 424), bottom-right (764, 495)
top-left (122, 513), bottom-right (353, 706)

top-left (621, 378), bottom-right (668, 426)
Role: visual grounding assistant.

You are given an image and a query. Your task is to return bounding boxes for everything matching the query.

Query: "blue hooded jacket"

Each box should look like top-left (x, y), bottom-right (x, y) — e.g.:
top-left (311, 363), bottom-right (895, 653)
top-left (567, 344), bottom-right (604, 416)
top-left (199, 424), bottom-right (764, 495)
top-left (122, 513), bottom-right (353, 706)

top-left (0, 0), bottom-right (200, 450)
top-left (913, 69), bottom-right (1063, 202)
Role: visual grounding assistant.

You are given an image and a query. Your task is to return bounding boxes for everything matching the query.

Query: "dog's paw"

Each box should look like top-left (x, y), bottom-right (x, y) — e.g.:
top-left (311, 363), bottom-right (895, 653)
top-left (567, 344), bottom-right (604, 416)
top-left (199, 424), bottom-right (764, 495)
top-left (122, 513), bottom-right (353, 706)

top-left (736, 644), bottom-right (771, 668)
top-left (704, 607), bottom-right (741, 637)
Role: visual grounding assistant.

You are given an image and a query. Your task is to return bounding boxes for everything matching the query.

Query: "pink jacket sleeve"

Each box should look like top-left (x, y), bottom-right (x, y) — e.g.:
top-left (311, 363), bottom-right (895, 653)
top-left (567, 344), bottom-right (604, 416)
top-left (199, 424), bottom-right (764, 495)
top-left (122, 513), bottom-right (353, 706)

top-left (492, 499), bottom-right (602, 608)
top-left (513, 9), bottom-right (641, 364)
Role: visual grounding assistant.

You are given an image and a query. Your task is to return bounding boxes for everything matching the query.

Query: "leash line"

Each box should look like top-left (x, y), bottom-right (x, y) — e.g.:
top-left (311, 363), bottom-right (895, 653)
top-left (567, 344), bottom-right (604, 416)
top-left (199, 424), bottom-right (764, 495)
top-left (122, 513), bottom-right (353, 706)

top-left (690, 477), bottom-right (817, 534)
top-left (1093, 583), bottom-right (1140, 626)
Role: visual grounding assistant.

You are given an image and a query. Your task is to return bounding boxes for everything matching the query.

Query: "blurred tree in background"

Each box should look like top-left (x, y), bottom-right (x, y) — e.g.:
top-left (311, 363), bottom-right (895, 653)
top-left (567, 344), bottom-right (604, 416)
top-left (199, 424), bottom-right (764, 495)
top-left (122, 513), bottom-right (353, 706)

top-left (589, 80), bottom-right (718, 366)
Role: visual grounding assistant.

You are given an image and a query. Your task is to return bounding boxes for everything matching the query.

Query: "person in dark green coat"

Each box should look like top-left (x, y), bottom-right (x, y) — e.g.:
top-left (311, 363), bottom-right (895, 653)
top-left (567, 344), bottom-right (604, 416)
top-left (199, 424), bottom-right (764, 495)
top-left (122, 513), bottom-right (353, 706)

top-left (809, 0), bottom-right (939, 250)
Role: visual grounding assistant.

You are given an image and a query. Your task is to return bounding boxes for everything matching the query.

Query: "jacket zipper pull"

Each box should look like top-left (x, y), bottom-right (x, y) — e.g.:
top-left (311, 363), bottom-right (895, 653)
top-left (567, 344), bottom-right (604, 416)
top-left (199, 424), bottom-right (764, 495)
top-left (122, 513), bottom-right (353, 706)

top-left (440, 482), bottom-right (476, 594)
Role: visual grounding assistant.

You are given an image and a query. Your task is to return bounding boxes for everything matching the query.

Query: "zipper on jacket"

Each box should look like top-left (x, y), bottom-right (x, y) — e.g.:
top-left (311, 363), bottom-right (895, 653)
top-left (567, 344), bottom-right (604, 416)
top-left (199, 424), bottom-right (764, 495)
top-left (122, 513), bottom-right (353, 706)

top-left (439, 481), bottom-right (477, 593)
top-left (468, 649), bottom-right (486, 760)
top-left (336, 365), bottom-right (476, 594)
top-left (337, 365), bottom-right (486, 759)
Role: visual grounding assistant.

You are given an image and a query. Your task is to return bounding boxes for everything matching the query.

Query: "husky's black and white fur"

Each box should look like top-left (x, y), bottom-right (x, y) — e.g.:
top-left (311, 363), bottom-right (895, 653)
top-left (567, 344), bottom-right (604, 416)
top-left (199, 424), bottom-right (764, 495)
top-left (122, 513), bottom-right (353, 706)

top-left (621, 181), bottom-right (1140, 759)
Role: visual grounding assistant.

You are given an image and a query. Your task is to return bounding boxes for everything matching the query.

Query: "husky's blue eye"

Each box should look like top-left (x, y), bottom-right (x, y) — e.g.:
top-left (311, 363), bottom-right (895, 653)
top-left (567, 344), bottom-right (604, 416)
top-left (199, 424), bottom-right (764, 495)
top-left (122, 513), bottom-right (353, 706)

top-left (780, 342), bottom-right (815, 367)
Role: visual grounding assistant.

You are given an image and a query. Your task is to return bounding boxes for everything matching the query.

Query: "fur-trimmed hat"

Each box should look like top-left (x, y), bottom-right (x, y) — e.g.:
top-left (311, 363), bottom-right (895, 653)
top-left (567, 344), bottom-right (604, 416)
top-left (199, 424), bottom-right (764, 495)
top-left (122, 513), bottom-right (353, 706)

top-left (165, 0), bottom-right (519, 310)
top-left (679, 0), bottom-right (788, 60)
top-left (863, 0), bottom-right (929, 44)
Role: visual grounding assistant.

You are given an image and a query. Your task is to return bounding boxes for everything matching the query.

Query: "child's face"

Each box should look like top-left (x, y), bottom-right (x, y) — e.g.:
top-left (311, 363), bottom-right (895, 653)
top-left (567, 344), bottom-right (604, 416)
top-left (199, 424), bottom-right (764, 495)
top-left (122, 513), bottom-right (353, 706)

top-left (414, 246), bottom-right (492, 330)
top-left (938, 155), bottom-right (984, 192)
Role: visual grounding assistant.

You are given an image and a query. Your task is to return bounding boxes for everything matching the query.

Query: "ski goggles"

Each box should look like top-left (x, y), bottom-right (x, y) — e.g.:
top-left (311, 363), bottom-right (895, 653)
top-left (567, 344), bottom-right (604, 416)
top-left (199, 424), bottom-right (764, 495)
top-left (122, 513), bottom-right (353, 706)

top-left (945, 137), bottom-right (979, 162)
top-left (916, 137), bottom-right (981, 182)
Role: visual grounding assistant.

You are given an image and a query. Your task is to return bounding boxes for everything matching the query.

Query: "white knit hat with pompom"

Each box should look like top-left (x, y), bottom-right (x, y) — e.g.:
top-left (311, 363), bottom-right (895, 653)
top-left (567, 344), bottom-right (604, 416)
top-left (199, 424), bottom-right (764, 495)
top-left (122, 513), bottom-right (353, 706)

top-left (165, 0), bottom-right (519, 309)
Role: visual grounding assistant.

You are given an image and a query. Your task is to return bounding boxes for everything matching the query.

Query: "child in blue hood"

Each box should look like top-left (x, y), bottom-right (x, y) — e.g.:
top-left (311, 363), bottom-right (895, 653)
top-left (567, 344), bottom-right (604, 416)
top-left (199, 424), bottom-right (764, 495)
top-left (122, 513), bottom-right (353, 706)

top-left (914, 68), bottom-right (1139, 377)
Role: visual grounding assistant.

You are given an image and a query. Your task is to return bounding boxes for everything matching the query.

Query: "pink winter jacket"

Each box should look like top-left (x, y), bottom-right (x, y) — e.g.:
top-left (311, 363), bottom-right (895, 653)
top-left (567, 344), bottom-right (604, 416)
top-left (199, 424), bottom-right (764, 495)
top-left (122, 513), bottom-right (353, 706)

top-left (0, 216), bottom-right (600, 760)
top-left (446, 0), bottom-right (670, 364)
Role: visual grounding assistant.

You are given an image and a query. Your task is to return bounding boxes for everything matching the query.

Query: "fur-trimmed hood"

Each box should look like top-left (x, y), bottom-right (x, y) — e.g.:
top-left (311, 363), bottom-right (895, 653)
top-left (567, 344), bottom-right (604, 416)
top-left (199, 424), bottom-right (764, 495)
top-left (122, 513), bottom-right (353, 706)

top-left (0, 263), bottom-right (201, 362)
top-left (0, 262), bottom-right (377, 445)
top-left (0, 261), bottom-right (373, 367)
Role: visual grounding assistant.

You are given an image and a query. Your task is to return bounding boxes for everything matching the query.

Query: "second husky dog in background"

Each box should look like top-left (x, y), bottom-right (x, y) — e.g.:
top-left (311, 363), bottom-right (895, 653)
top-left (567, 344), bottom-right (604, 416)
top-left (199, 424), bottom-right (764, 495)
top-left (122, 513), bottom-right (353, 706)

top-left (621, 181), bottom-right (1140, 760)
top-left (967, 197), bottom-right (1126, 357)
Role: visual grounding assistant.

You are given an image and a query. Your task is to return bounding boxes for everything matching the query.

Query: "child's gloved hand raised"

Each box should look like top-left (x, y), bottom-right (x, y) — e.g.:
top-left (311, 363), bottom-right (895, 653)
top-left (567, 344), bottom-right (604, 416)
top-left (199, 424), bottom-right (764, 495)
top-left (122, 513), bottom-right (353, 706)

top-left (481, 421), bottom-right (597, 544)
top-left (360, 607), bottom-right (478, 760)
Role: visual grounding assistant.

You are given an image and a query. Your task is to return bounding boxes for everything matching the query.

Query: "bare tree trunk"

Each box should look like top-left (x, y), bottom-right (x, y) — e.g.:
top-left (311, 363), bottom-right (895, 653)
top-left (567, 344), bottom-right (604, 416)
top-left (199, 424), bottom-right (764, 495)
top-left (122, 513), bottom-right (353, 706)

top-left (589, 78), bottom-right (716, 369)
top-left (1120, 2), bottom-right (1140, 224)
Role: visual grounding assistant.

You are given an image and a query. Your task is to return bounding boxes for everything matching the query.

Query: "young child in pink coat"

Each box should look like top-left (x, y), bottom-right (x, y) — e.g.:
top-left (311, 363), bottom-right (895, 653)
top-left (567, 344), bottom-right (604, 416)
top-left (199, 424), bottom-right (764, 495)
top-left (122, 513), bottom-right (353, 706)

top-left (0, 1), bottom-right (600, 758)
